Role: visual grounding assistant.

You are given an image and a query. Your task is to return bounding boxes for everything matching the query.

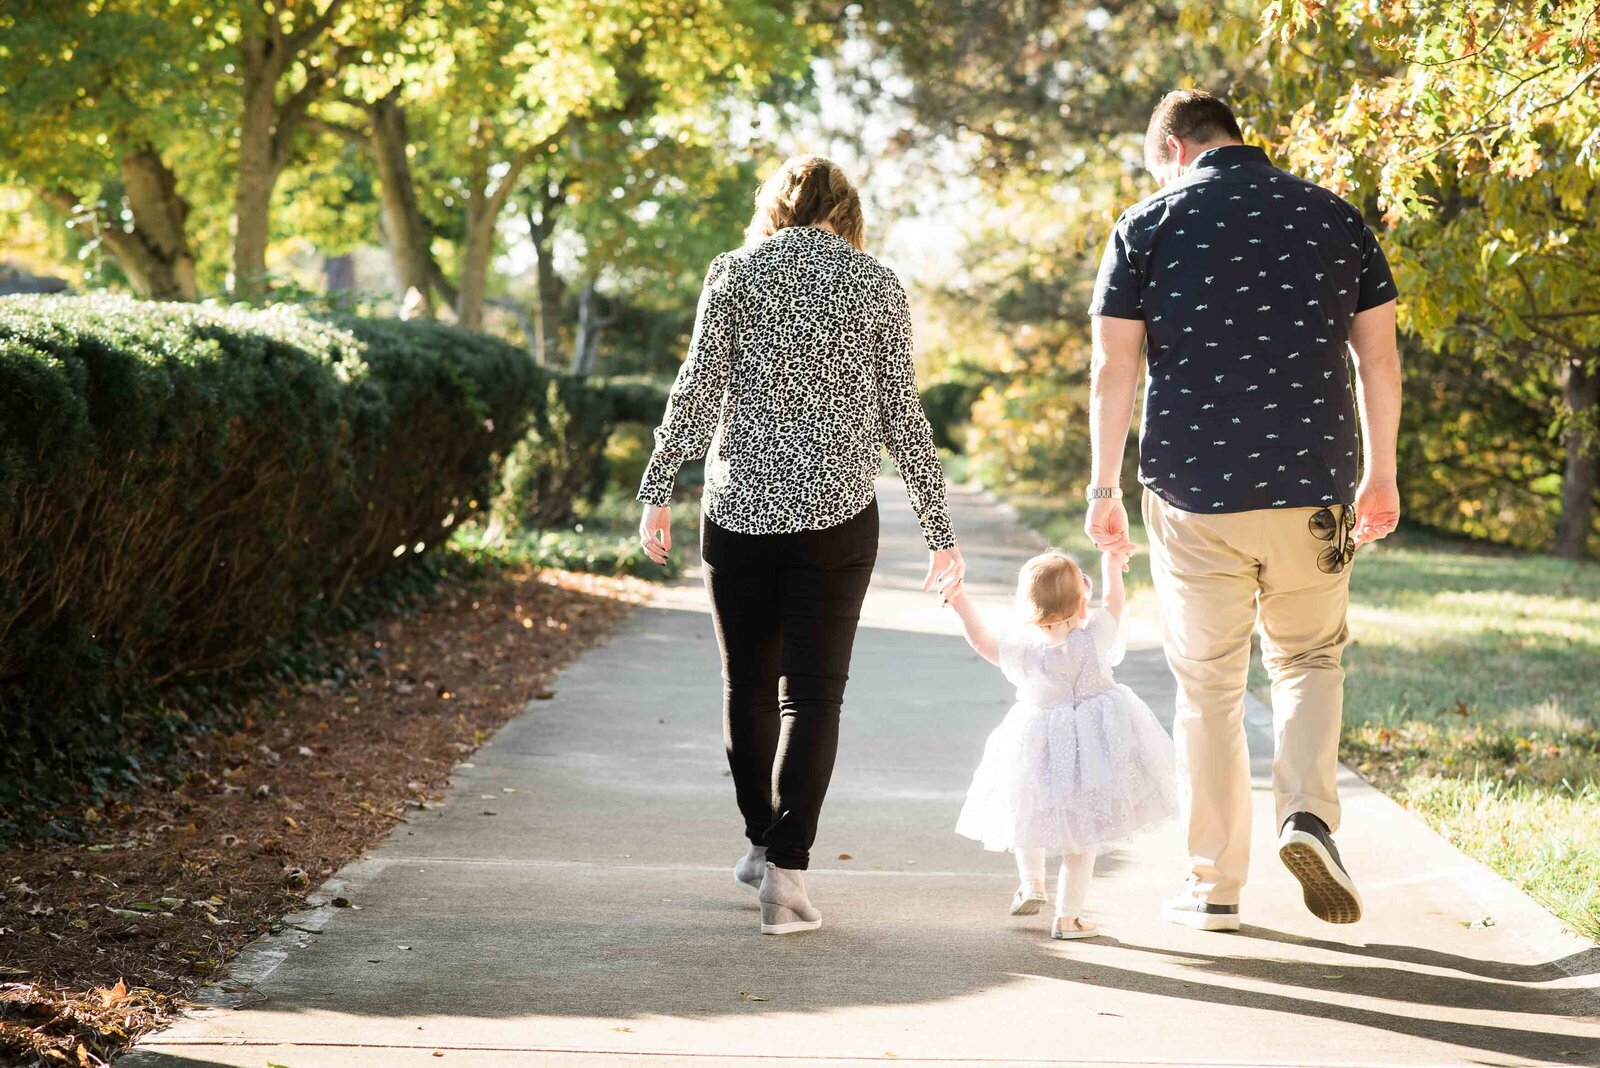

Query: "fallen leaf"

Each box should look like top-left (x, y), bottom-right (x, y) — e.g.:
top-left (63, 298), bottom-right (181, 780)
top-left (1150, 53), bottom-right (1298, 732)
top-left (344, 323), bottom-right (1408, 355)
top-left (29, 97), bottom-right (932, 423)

top-left (738, 991), bottom-right (767, 1002)
top-left (95, 978), bottom-right (129, 1008)
top-left (837, 853), bottom-right (854, 861)
top-left (1322, 973), bottom-right (1344, 980)
top-left (612, 1026), bottom-right (633, 1033)
top-left (1097, 1011), bottom-right (1122, 1017)
top-left (331, 897), bottom-right (353, 908)
top-left (397, 944), bottom-right (413, 951)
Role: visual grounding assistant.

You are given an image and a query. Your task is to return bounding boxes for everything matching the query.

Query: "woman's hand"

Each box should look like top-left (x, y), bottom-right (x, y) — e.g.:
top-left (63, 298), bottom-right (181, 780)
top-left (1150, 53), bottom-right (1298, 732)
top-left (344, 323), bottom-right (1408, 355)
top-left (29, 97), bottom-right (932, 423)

top-left (924, 546), bottom-right (965, 594)
top-left (639, 504), bottom-right (672, 565)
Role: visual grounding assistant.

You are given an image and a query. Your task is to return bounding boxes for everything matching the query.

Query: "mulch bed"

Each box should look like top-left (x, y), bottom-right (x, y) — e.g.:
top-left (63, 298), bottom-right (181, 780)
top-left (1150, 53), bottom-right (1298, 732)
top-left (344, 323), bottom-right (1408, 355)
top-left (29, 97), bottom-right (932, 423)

top-left (0, 565), bottom-right (647, 1067)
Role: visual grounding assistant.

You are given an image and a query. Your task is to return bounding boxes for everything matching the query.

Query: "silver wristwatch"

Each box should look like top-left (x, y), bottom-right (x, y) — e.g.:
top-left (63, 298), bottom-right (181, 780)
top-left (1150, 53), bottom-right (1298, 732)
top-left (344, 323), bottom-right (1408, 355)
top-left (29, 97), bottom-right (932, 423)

top-left (1085, 486), bottom-right (1124, 501)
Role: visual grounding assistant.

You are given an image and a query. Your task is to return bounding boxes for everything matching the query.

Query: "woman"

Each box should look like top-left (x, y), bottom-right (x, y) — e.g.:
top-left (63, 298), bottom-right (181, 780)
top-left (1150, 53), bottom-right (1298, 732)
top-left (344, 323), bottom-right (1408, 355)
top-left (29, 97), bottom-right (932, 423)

top-left (637, 155), bottom-right (964, 935)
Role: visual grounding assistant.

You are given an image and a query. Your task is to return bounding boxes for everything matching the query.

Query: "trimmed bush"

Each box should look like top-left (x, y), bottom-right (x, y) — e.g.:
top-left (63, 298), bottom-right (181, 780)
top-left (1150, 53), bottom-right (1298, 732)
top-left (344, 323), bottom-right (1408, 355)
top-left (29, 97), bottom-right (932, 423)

top-left (0, 296), bottom-right (548, 822)
top-left (494, 376), bottom-right (671, 530)
top-left (920, 378), bottom-right (986, 453)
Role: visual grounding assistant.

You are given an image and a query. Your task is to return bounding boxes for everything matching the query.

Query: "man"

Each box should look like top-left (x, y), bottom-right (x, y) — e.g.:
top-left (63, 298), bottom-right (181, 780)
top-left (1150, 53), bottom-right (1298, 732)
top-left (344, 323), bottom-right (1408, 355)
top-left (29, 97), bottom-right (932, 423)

top-left (1084, 89), bottom-right (1402, 930)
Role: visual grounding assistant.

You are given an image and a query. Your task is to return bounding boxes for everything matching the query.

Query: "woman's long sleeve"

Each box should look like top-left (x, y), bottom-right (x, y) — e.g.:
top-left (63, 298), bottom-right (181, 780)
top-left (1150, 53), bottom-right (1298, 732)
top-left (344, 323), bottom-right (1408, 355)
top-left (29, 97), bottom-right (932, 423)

top-left (874, 274), bottom-right (956, 550)
top-left (638, 255), bottom-right (736, 507)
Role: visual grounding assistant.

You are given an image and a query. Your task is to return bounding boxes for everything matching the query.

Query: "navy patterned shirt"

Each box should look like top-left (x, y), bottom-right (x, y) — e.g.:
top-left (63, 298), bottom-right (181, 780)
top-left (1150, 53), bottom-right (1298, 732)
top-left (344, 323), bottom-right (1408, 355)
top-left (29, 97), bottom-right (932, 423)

top-left (1089, 145), bottom-right (1396, 514)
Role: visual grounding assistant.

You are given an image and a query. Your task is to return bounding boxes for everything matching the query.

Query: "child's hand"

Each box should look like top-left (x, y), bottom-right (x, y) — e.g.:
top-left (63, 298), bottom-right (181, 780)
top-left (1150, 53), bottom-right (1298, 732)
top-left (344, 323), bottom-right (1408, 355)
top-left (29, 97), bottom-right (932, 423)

top-left (1105, 549), bottom-right (1131, 573)
top-left (938, 576), bottom-right (965, 608)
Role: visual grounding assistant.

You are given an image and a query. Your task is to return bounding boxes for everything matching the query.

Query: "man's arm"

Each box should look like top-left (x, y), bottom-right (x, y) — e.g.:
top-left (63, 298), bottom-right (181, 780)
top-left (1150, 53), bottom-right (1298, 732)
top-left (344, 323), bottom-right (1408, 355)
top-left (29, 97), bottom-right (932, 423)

top-left (1085, 314), bottom-right (1145, 556)
top-left (1348, 299), bottom-right (1402, 545)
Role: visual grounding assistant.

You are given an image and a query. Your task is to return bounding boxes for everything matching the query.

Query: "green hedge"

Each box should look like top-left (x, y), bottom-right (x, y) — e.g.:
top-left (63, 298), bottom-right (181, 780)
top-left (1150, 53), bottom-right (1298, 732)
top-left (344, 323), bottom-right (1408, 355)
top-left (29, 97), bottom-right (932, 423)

top-left (0, 296), bottom-right (550, 825)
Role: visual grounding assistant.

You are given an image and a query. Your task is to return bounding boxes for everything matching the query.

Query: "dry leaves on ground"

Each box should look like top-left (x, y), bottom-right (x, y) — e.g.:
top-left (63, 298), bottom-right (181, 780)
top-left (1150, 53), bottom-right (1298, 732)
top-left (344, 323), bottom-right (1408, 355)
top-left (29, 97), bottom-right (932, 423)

top-left (0, 565), bottom-right (647, 1067)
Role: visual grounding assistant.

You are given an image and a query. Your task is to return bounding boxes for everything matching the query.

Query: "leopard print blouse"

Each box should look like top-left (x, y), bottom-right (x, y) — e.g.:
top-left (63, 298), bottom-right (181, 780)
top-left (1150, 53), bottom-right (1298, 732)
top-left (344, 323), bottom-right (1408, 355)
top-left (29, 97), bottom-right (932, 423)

top-left (638, 226), bottom-right (956, 550)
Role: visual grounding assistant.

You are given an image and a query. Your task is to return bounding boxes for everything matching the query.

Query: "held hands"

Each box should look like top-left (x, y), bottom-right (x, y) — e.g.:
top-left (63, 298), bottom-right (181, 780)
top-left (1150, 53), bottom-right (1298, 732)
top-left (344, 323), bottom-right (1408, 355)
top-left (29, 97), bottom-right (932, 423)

top-left (1352, 476), bottom-right (1401, 546)
top-left (924, 546), bottom-right (965, 596)
top-left (639, 504), bottom-right (671, 565)
top-left (1085, 496), bottom-right (1138, 559)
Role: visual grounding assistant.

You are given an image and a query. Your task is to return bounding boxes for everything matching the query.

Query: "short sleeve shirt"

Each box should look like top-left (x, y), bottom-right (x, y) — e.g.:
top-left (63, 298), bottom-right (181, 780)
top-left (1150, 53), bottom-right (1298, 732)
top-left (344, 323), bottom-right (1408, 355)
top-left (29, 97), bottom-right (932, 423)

top-left (1089, 145), bottom-right (1396, 513)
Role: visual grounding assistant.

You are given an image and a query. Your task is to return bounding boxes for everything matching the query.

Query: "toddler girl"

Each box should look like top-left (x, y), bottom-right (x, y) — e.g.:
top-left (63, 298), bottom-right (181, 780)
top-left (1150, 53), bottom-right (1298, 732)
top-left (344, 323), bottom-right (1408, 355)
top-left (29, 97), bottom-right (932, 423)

top-left (941, 548), bottom-right (1178, 938)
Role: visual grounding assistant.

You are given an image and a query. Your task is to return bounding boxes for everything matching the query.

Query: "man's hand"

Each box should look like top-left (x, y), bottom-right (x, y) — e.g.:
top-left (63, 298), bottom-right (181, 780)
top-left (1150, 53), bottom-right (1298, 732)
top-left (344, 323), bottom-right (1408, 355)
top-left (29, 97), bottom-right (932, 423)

top-left (924, 546), bottom-right (965, 593)
top-left (639, 504), bottom-right (672, 565)
top-left (1085, 497), bottom-right (1137, 558)
top-left (1352, 477), bottom-right (1400, 546)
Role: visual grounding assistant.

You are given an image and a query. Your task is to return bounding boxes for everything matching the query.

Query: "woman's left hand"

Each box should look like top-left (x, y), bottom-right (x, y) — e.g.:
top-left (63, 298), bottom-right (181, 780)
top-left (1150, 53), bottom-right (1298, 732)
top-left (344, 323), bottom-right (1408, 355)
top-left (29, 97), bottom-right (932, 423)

top-left (639, 505), bottom-right (672, 565)
top-left (924, 546), bottom-right (965, 594)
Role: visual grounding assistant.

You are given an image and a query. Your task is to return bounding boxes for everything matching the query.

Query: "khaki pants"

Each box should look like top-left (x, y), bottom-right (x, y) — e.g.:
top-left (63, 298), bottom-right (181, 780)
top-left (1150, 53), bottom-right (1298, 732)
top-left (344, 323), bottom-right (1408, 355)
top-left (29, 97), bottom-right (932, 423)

top-left (1142, 490), bottom-right (1350, 905)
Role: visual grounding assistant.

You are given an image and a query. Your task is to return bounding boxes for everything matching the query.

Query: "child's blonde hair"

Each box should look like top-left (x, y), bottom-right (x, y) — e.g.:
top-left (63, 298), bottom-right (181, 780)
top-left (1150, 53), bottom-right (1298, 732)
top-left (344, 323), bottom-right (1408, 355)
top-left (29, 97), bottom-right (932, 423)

top-left (1017, 549), bottom-right (1087, 627)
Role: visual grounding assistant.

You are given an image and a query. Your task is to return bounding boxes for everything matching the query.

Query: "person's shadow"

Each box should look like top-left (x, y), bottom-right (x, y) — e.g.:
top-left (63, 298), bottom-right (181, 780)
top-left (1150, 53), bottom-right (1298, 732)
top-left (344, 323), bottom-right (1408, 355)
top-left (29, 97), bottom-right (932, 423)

top-left (1036, 925), bottom-right (1600, 1064)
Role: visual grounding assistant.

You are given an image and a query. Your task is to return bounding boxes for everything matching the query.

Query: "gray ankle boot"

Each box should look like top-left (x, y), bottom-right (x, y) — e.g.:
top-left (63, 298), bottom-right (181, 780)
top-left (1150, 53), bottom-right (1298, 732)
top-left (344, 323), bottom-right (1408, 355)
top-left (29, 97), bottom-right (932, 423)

top-left (758, 863), bottom-right (822, 935)
top-left (734, 844), bottom-right (767, 895)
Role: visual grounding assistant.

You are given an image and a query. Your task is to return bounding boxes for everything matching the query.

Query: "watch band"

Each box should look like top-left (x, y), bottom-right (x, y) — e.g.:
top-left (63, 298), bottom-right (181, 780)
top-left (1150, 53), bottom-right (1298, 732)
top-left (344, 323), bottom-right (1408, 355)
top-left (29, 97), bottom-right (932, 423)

top-left (1085, 486), bottom-right (1124, 501)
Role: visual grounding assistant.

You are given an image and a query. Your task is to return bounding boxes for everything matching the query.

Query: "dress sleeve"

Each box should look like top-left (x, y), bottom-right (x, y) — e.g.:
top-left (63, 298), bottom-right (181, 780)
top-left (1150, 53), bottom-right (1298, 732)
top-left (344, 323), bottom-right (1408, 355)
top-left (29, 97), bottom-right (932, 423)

top-left (996, 632), bottom-right (1028, 687)
top-left (874, 271), bottom-right (956, 551)
top-left (638, 254), bottom-right (737, 506)
top-left (1087, 608), bottom-right (1126, 668)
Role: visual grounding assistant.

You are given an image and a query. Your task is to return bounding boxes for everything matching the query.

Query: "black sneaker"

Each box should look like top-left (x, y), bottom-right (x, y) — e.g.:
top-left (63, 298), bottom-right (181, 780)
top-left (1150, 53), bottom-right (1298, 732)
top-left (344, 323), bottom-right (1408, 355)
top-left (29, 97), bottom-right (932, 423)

top-left (1161, 890), bottom-right (1241, 932)
top-left (1278, 812), bottom-right (1363, 924)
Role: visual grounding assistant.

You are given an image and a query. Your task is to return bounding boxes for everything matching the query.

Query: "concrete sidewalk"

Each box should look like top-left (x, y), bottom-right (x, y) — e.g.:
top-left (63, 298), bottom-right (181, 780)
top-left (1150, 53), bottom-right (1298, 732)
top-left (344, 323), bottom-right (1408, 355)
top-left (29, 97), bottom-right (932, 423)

top-left (127, 481), bottom-right (1600, 1067)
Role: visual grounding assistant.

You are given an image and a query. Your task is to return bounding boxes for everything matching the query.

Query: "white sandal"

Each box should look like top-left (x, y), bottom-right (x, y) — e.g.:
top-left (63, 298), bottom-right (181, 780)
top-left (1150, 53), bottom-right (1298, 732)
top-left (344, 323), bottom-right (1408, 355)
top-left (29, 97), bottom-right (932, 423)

top-left (1051, 915), bottom-right (1099, 940)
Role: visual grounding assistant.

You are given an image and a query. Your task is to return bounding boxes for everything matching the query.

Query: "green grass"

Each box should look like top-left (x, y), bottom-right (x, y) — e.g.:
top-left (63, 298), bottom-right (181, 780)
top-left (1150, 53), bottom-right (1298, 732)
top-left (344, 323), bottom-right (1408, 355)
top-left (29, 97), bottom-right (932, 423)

top-left (1315, 532), bottom-right (1600, 940)
top-left (456, 490), bottom-right (700, 580)
top-left (999, 481), bottom-right (1600, 941)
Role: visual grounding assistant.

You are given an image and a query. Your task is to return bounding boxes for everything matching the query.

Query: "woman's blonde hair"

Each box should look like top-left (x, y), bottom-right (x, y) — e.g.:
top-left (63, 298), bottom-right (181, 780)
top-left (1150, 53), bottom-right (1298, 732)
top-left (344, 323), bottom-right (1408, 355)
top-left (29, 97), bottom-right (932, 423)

top-left (745, 154), bottom-right (866, 250)
top-left (1016, 550), bottom-right (1088, 627)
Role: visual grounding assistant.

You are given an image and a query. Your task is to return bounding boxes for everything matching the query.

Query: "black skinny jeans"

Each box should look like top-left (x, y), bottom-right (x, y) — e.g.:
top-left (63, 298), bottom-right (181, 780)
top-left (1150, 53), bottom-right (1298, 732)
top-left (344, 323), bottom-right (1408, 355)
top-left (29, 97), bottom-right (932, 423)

top-left (701, 499), bottom-right (879, 870)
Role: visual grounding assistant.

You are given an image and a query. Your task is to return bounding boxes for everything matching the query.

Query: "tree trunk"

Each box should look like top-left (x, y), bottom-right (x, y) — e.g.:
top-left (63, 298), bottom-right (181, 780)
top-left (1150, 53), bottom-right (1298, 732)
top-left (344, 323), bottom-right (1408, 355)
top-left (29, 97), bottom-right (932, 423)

top-left (231, 11), bottom-right (345, 301)
top-left (369, 95), bottom-right (434, 316)
top-left (41, 145), bottom-right (197, 302)
top-left (1554, 356), bottom-right (1599, 559)
top-left (117, 146), bottom-right (197, 301)
top-left (324, 252), bottom-right (355, 305)
top-left (528, 192), bottom-right (564, 366)
top-left (457, 215), bottom-right (495, 332)
top-left (572, 281), bottom-right (615, 375)
top-left (233, 37), bottom-right (281, 300)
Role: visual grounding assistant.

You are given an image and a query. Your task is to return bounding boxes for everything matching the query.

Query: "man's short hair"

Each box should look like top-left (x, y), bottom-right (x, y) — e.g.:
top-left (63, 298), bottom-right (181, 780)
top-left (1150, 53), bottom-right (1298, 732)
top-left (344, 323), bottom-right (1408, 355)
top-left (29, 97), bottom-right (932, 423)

top-left (1144, 90), bottom-right (1243, 168)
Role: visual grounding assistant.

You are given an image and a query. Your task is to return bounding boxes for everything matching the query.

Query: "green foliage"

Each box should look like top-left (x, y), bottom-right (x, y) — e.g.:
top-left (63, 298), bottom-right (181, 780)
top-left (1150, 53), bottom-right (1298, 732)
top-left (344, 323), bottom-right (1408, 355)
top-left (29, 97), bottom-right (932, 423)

top-left (496, 377), bottom-right (617, 529)
top-left (920, 378), bottom-right (987, 453)
top-left (492, 376), bottom-right (668, 530)
top-left (0, 295), bottom-right (548, 825)
top-left (1252, 0), bottom-right (1600, 554)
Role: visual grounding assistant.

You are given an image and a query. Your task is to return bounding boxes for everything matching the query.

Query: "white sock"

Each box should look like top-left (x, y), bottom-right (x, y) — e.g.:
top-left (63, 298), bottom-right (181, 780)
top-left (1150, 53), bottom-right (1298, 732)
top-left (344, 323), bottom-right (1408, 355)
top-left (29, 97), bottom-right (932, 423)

top-left (1016, 849), bottom-right (1047, 891)
top-left (1056, 851), bottom-right (1095, 918)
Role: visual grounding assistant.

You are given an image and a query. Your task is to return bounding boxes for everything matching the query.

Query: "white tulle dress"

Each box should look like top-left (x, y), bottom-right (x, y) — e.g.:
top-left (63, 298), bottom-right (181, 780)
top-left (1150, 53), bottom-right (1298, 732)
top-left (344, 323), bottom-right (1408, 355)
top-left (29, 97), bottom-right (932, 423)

top-left (956, 609), bottom-right (1179, 856)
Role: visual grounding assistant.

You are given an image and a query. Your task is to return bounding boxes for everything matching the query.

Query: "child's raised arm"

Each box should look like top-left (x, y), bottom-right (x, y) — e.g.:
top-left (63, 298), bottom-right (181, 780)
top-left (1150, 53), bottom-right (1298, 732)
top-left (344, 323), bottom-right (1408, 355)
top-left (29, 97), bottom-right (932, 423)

top-left (1100, 550), bottom-right (1127, 624)
top-left (942, 580), bottom-right (1000, 665)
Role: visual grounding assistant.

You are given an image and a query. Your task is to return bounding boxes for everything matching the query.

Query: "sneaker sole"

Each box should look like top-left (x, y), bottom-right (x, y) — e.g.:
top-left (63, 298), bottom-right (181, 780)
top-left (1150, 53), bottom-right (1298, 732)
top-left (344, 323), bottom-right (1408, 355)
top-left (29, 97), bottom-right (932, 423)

top-left (1161, 907), bottom-right (1241, 932)
top-left (1010, 896), bottom-right (1046, 916)
top-left (760, 918), bottom-right (822, 935)
top-left (1279, 831), bottom-right (1363, 924)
